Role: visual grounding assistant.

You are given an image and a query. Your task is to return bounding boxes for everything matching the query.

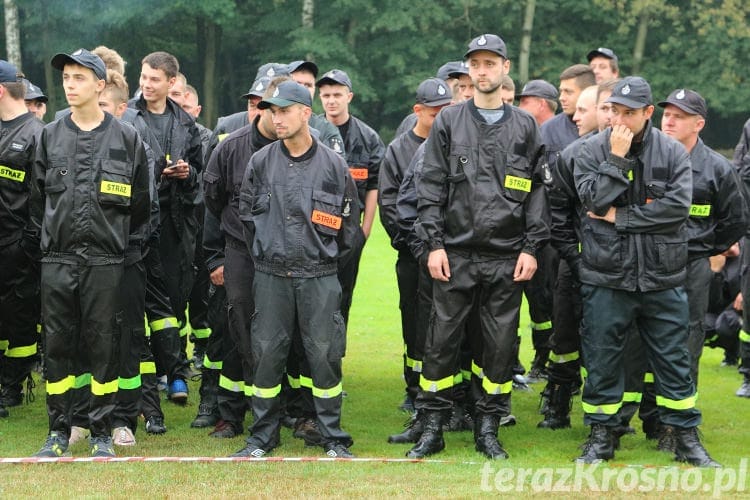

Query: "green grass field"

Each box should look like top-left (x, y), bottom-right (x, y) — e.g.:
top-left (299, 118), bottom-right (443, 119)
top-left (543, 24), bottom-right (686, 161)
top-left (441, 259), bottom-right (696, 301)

top-left (1, 221), bottom-right (748, 498)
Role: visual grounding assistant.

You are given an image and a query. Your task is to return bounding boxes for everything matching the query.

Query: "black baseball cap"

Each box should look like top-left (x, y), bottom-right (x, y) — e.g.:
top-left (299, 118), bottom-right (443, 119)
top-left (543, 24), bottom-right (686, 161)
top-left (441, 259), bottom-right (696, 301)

top-left (257, 80), bottom-right (312, 109)
top-left (436, 61), bottom-right (464, 80)
top-left (51, 48), bottom-right (106, 80)
top-left (464, 34), bottom-right (507, 59)
top-left (21, 79), bottom-right (48, 102)
top-left (415, 78), bottom-right (453, 106)
top-left (658, 89), bottom-right (707, 119)
top-left (241, 77), bottom-right (270, 100)
top-left (516, 79), bottom-right (558, 100)
top-left (587, 47), bottom-right (618, 63)
top-left (0, 60), bottom-right (19, 83)
top-left (287, 60), bottom-right (319, 78)
top-left (255, 62), bottom-right (290, 81)
top-left (316, 69), bottom-right (352, 90)
top-left (606, 76), bottom-right (652, 109)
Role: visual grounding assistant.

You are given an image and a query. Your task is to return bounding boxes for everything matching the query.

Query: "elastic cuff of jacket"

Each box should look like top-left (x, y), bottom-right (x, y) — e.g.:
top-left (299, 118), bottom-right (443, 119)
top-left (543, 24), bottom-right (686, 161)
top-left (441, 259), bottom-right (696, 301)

top-left (582, 400), bottom-right (622, 415)
top-left (608, 153), bottom-right (633, 174)
top-left (149, 317), bottom-right (180, 332)
top-left (427, 240), bottom-right (444, 251)
top-left (91, 378), bottom-right (119, 396)
top-left (312, 382), bottom-right (343, 399)
top-left (656, 394), bottom-right (697, 410)
top-left (219, 374), bottom-right (244, 393)
top-left (551, 351), bottom-right (579, 364)
top-left (191, 328), bottom-right (211, 339)
top-left (252, 384), bottom-right (281, 399)
top-left (140, 361), bottom-right (156, 375)
top-left (521, 246), bottom-right (537, 260)
top-left (740, 330), bottom-right (750, 343)
top-left (118, 374), bottom-right (142, 390)
top-left (4, 343), bottom-right (37, 358)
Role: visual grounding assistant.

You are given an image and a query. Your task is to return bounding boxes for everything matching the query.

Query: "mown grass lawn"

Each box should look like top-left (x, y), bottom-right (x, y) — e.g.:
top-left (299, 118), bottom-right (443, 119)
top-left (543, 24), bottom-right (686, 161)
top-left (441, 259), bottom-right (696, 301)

top-left (0, 221), bottom-right (748, 498)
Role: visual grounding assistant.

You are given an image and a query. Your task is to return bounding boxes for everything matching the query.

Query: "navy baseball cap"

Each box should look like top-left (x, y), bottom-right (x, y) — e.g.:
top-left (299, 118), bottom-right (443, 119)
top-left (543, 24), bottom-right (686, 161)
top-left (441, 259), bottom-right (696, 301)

top-left (51, 48), bottom-right (106, 80)
top-left (416, 78), bottom-right (452, 106)
top-left (287, 60), bottom-right (319, 78)
top-left (658, 89), bottom-right (707, 119)
top-left (255, 62), bottom-right (290, 81)
top-left (436, 61), bottom-right (464, 80)
top-left (258, 80), bottom-right (312, 109)
top-left (21, 79), bottom-right (48, 102)
top-left (316, 69), bottom-right (352, 90)
top-left (587, 47), bottom-right (618, 63)
top-left (606, 76), bottom-right (652, 109)
top-left (241, 77), bottom-right (270, 100)
top-left (464, 34), bottom-right (507, 59)
top-left (0, 60), bottom-right (19, 83)
top-left (516, 79), bottom-right (558, 100)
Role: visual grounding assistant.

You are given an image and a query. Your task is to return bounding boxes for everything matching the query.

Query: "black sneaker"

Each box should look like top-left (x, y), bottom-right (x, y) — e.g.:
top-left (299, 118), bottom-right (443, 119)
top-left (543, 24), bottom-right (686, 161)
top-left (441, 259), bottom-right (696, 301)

top-left (90, 436), bottom-right (116, 457)
top-left (324, 441), bottom-right (354, 458)
top-left (191, 403), bottom-right (219, 428)
top-left (209, 420), bottom-right (242, 438)
top-left (145, 415), bottom-right (167, 434)
top-left (0, 405), bottom-right (8, 418)
top-left (33, 432), bottom-right (70, 457)
top-left (293, 418), bottom-right (323, 446)
top-left (231, 443), bottom-right (269, 458)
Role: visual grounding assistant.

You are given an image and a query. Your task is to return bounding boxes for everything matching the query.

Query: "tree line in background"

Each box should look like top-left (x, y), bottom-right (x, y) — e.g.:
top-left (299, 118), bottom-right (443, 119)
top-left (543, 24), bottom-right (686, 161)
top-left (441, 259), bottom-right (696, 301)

top-left (2, 0), bottom-right (749, 148)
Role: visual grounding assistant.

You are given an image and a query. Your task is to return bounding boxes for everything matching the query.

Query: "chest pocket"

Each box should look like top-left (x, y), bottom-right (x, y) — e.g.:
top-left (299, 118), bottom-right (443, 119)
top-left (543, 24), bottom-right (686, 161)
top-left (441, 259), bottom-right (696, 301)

top-left (503, 145), bottom-right (532, 203)
top-left (0, 146), bottom-right (31, 192)
top-left (690, 186), bottom-right (712, 218)
top-left (98, 158), bottom-right (133, 208)
top-left (311, 189), bottom-right (343, 236)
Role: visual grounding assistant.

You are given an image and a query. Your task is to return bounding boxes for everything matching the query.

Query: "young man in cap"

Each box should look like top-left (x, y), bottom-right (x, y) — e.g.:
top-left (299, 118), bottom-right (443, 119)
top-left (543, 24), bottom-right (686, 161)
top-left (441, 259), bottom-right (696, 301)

top-left (318, 69), bottom-right (383, 325)
top-left (30, 49), bottom-right (150, 457)
top-left (379, 77), bottom-right (452, 416)
top-left (587, 47), bottom-right (620, 83)
top-left (410, 33), bottom-right (548, 459)
top-left (233, 80), bottom-right (360, 458)
top-left (637, 89), bottom-right (746, 446)
top-left (0, 61), bottom-right (44, 419)
top-left (573, 76), bottom-right (719, 467)
top-left (212, 76), bottom-right (270, 145)
top-left (517, 79), bottom-right (558, 126)
top-left (22, 79), bottom-right (47, 120)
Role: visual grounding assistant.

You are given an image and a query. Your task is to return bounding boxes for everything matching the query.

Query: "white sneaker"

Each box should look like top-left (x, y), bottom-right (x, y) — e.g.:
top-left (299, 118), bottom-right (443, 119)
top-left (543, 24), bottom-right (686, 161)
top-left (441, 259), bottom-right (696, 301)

top-left (69, 425), bottom-right (90, 445)
top-left (112, 426), bottom-right (136, 446)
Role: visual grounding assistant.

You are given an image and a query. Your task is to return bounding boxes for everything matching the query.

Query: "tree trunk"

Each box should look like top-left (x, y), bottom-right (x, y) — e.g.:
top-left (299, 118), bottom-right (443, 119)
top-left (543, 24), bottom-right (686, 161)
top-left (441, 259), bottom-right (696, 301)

top-left (519, 0), bottom-right (536, 84)
top-left (4, 0), bottom-right (21, 70)
top-left (302, 0), bottom-right (314, 61)
top-left (632, 10), bottom-right (649, 74)
top-left (201, 20), bottom-right (219, 129)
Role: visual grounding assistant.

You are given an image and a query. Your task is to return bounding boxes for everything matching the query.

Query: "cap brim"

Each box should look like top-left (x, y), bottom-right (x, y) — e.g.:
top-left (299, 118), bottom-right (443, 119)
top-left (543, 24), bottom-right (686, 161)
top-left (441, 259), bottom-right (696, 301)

top-left (606, 95), bottom-right (649, 109)
top-left (316, 77), bottom-right (349, 89)
top-left (51, 53), bottom-right (75, 72)
top-left (420, 97), bottom-right (453, 107)
top-left (464, 48), bottom-right (506, 59)
top-left (241, 92), bottom-right (263, 100)
top-left (258, 97), bottom-right (306, 110)
top-left (587, 50), bottom-right (616, 61)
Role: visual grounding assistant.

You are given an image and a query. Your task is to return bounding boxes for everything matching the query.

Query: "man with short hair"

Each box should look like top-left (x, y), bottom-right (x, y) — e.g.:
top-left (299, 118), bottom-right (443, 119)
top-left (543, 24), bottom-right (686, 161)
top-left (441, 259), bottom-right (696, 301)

top-left (733, 117), bottom-right (750, 398)
top-left (572, 86), bottom-right (599, 137)
top-left (233, 80), bottom-right (360, 458)
top-left (587, 47), bottom-right (620, 83)
top-left (517, 79), bottom-right (558, 126)
top-left (574, 76), bottom-right (719, 467)
top-left (21, 79), bottom-right (47, 120)
top-left (318, 69), bottom-right (383, 324)
top-left (410, 34), bottom-right (548, 460)
top-left (0, 62), bottom-right (44, 419)
top-left (30, 49), bottom-right (150, 457)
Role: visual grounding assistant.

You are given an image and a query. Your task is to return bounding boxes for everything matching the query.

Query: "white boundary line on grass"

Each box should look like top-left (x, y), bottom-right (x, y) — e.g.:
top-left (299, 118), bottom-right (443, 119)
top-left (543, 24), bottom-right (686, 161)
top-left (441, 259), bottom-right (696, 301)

top-left (0, 456), bottom-right (483, 465)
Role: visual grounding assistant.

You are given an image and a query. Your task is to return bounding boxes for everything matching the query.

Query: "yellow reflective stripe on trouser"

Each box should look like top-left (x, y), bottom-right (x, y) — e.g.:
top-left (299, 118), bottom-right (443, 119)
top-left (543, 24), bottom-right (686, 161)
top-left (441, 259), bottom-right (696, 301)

top-left (622, 391), bottom-right (642, 403)
top-left (91, 378), bottom-right (119, 396)
top-left (530, 320), bottom-right (552, 330)
top-left (150, 317), bottom-right (179, 332)
top-left (191, 327), bottom-right (211, 339)
top-left (405, 356), bottom-right (422, 373)
top-left (203, 355), bottom-right (222, 370)
top-left (740, 330), bottom-right (750, 343)
top-left (179, 324), bottom-right (190, 338)
top-left (0, 339), bottom-right (8, 351)
top-left (312, 382), bottom-right (343, 399)
top-left (643, 372), bottom-right (654, 384)
top-left (420, 373), bottom-right (455, 392)
top-left (461, 369), bottom-right (471, 382)
top-left (550, 351), bottom-right (579, 364)
top-left (481, 377), bottom-right (513, 395)
top-left (582, 400), bottom-right (622, 415)
top-left (253, 384), bottom-right (282, 398)
top-left (300, 375), bottom-right (313, 389)
top-left (74, 373), bottom-right (91, 389)
top-left (140, 361), bottom-right (156, 375)
top-left (219, 374), bottom-right (244, 393)
top-left (287, 374), bottom-right (301, 389)
top-left (118, 375), bottom-right (141, 390)
top-left (471, 360), bottom-right (484, 378)
top-left (580, 366), bottom-right (588, 379)
top-left (46, 375), bottom-right (75, 395)
top-left (244, 385), bottom-right (254, 397)
top-left (5, 343), bottom-right (37, 358)
top-left (656, 394), bottom-right (696, 410)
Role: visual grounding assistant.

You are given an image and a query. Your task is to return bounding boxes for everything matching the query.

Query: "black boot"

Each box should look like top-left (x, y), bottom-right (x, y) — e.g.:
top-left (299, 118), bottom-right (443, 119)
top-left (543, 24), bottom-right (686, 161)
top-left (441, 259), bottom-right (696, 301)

top-left (642, 417), bottom-right (661, 440)
top-left (443, 403), bottom-right (470, 432)
top-left (191, 368), bottom-right (219, 428)
top-left (538, 383), bottom-right (551, 415)
top-left (674, 427), bottom-right (721, 467)
top-left (474, 413), bottom-right (508, 459)
top-left (527, 329), bottom-right (551, 382)
top-left (388, 411), bottom-right (424, 444)
top-left (537, 382), bottom-right (572, 429)
top-left (406, 411), bottom-right (445, 458)
top-left (736, 374), bottom-right (750, 398)
top-left (656, 424), bottom-right (677, 453)
top-left (575, 424), bottom-right (616, 463)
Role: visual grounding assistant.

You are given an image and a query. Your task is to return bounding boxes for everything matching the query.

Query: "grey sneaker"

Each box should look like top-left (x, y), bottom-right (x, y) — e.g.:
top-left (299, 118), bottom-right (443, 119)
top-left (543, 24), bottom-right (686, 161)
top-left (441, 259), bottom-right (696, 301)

top-left (34, 432), bottom-right (70, 457)
top-left (90, 436), bottom-right (116, 457)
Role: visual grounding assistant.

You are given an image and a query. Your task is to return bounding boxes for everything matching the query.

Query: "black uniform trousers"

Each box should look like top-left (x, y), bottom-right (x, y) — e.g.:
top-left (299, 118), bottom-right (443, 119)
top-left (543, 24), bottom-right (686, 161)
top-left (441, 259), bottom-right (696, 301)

top-left (337, 232), bottom-right (365, 325)
top-left (395, 250), bottom-right (421, 399)
top-left (580, 284), bottom-right (701, 428)
top-left (523, 245), bottom-right (556, 360)
top-left (741, 238), bottom-right (750, 377)
top-left (548, 259), bottom-right (582, 385)
top-left (217, 241), bottom-right (255, 424)
top-left (416, 253), bottom-right (520, 418)
top-left (247, 271), bottom-right (350, 450)
top-left (0, 240), bottom-right (40, 394)
top-left (188, 218), bottom-right (212, 349)
top-left (42, 262), bottom-right (123, 439)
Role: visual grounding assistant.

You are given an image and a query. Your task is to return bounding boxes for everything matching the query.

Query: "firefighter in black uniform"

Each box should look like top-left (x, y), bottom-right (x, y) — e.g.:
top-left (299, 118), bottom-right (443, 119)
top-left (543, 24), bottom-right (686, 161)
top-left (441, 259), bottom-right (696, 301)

top-left (732, 117), bottom-right (750, 398)
top-left (232, 81), bottom-right (360, 458)
top-left (30, 49), bottom-right (150, 457)
top-left (378, 78), bottom-right (452, 412)
top-left (409, 34), bottom-right (549, 460)
top-left (573, 76), bottom-right (719, 467)
top-left (0, 60), bottom-right (44, 418)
